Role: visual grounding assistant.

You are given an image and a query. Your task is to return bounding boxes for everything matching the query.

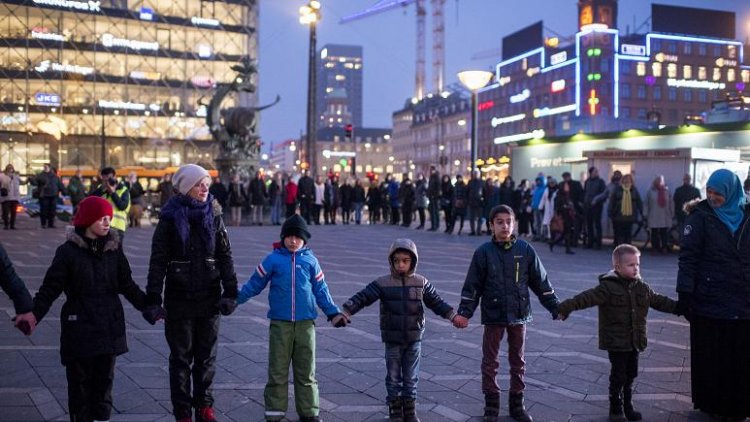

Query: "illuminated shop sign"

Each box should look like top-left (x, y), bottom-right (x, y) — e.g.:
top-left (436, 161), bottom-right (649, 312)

top-left (31, 29), bottom-right (68, 42)
top-left (477, 100), bottom-right (495, 111)
top-left (533, 104), bottom-right (576, 118)
top-left (139, 7), bottom-right (153, 20)
top-left (102, 33), bottom-right (159, 51)
top-left (491, 113), bottom-right (526, 127)
top-left (550, 51), bottom-right (568, 66)
top-left (550, 79), bottom-right (566, 92)
top-left (32, 0), bottom-right (101, 12)
top-left (191, 75), bottom-right (216, 88)
top-left (510, 89), bottom-right (530, 103)
top-left (191, 16), bottom-right (220, 27)
top-left (98, 100), bottom-right (160, 111)
top-left (34, 92), bottom-right (61, 106)
top-left (34, 60), bottom-right (93, 75)
top-left (493, 129), bottom-right (545, 145)
top-left (666, 79), bottom-right (726, 90)
top-left (621, 44), bottom-right (646, 56)
top-left (129, 71), bottom-right (161, 80)
top-left (588, 89), bottom-right (599, 115)
top-left (715, 58), bottom-right (738, 67)
top-left (322, 150), bottom-right (356, 158)
top-left (654, 52), bottom-right (678, 63)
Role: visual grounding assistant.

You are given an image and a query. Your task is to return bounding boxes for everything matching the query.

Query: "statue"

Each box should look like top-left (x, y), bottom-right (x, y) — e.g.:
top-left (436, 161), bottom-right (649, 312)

top-left (206, 56), bottom-right (280, 181)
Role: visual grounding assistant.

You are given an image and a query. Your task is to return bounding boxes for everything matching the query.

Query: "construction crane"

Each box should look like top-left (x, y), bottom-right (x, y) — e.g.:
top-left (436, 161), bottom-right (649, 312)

top-left (340, 0), bottom-right (445, 101)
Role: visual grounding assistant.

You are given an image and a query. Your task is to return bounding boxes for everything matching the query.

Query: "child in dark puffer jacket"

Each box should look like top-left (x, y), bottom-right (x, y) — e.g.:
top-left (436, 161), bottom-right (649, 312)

top-left (341, 238), bottom-right (456, 422)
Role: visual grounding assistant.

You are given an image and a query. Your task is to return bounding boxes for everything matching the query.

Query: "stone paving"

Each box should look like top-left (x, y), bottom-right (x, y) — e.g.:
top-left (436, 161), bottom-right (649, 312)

top-left (0, 214), bottom-right (713, 421)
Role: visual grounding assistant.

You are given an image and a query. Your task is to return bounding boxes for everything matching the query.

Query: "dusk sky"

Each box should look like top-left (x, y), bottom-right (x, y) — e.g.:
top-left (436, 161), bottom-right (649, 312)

top-left (256, 0), bottom-right (750, 149)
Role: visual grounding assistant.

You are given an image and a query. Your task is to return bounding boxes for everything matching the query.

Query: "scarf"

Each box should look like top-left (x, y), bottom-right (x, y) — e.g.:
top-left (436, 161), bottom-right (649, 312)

top-left (706, 169), bottom-right (746, 234)
top-left (160, 193), bottom-right (215, 253)
top-left (621, 186), bottom-right (633, 217)
top-left (657, 185), bottom-right (667, 208)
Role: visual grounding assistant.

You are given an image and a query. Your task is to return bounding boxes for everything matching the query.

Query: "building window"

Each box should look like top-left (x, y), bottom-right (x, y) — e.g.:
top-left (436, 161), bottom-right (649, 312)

top-left (601, 58), bottom-right (610, 72)
top-left (668, 42), bottom-right (677, 54)
top-left (683, 65), bottom-right (692, 79)
top-left (667, 63), bottom-right (677, 78)
top-left (335, 74), bottom-right (346, 81)
top-left (652, 62), bottom-right (662, 77)
top-left (621, 107), bottom-right (631, 118)
top-left (652, 40), bottom-right (661, 52)
top-left (713, 45), bottom-right (721, 57)
top-left (683, 90), bottom-right (692, 102)
top-left (698, 66), bottom-right (707, 80)
top-left (636, 61), bottom-right (646, 76)
top-left (742, 70), bottom-right (750, 83)
top-left (698, 44), bottom-right (707, 56)
top-left (727, 68), bottom-right (736, 82)
top-left (637, 85), bottom-right (646, 99)
top-left (668, 87), bottom-right (677, 101)
top-left (621, 61), bottom-right (631, 74)
top-left (728, 45), bottom-right (737, 59)
top-left (637, 108), bottom-right (647, 119)
top-left (621, 83), bottom-right (631, 99)
top-left (712, 68), bottom-right (721, 81)
top-left (698, 91), bottom-right (707, 103)
top-left (683, 42), bottom-right (692, 55)
top-left (653, 86), bottom-right (662, 100)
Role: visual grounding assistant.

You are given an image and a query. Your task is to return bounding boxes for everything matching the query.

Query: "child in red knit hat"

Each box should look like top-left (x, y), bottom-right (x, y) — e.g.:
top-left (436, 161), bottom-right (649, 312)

top-left (24, 195), bottom-right (164, 422)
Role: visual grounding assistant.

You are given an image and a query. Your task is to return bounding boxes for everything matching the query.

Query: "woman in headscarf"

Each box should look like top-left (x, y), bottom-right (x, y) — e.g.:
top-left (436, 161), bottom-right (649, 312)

top-left (608, 174), bottom-right (642, 247)
top-left (676, 169), bottom-right (750, 420)
top-left (644, 175), bottom-right (673, 253)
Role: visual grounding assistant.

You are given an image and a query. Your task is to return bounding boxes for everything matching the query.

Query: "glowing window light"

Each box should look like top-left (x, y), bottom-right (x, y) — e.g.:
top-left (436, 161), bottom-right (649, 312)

top-left (493, 129), bottom-right (545, 145)
top-left (551, 79), bottom-right (566, 92)
top-left (491, 113), bottom-right (526, 127)
top-left (510, 89), bottom-right (530, 103)
top-left (533, 104), bottom-right (576, 118)
top-left (588, 89), bottom-right (599, 115)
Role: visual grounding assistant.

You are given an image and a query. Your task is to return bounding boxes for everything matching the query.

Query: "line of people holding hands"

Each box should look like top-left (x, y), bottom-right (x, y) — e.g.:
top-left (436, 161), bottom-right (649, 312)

top-left (2, 164), bottom-right (748, 422)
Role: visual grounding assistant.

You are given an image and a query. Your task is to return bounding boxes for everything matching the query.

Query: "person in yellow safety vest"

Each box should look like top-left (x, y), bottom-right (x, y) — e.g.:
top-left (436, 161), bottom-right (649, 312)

top-left (89, 167), bottom-right (131, 243)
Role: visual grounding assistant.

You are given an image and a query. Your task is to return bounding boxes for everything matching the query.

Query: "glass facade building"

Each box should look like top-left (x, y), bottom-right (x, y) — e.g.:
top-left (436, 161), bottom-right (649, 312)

top-left (316, 44), bottom-right (363, 129)
top-left (0, 0), bottom-right (257, 174)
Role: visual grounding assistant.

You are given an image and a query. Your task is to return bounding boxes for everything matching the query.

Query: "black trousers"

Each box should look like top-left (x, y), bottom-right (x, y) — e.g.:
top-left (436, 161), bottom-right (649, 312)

top-left (2, 200), bottom-right (18, 228)
top-left (402, 204), bottom-right (413, 226)
top-left (39, 196), bottom-right (57, 227)
top-left (165, 315), bottom-right (220, 418)
top-left (65, 354), bottom-right (116, 422)
top-left (285, 203), bottom-right (296, 218)
top-left (650, 227), bottom-right (669, 251)
top-left (612, 221), bottom-right (633, 247)
top-left (608, 350), bottom-right (639, 390)
top-left (585, 205), bottom-right (603, 247)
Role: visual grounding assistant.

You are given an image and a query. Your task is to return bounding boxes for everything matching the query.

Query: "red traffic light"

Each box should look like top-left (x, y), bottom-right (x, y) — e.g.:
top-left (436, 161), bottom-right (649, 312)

top-left (344, 124), bottom-right (353, 139)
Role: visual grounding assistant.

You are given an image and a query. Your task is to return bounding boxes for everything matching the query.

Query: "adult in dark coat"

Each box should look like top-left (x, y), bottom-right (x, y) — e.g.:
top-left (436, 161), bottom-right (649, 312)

top-left (32, 163), bottom-right (65, 228)
top-left (388, 177), bottom-right (401, 225)
top-left (352, 178), bottom-right (367, 224)
top-left (366, 181), bottom-right (381, 224)
top-left (450, 175), bottom-right (468, 234)
top-left (1, 242), bottom-right (34, 331)
top-left (583, 167), bottom-right (607, 249)
top-left (608, 174), bottom-right (643, 247)
top-left (297, 170), bottom-right (315, 225)
top-left (268, 173), bottom-right (283, 226)
top-left (66, 169), bottom-right (87, 215)
top-left (248, 171), bottom-right (267, 225)
top-left (227, 174), bottom-right (247, 227)
top-left (672, 174), bottom-right (701, 234)
top-left (466, 170), bottom-right (484, 236)
top-left (339, 180), bottom-right (353, 224)
top-left (562, 171), bottom-right (584, 247)
top-left (414, 174), bottom-right (428, 229)
top-left (146, 164), bottom-right (238, 422)
top-left (677, 169), bottom-right (750, 420)
top-left (427, 166), bottom-right (441, 230)
top-left (399, 177), bottom-right (416, 227)
top-left (440, 175), bottom-right (454, 233)
top-left (30, 196), bottom-right (150, 422)
top-left (209, 177), bottom-right (229, 211)
top-left (379, 176), bottom-right (392, 224)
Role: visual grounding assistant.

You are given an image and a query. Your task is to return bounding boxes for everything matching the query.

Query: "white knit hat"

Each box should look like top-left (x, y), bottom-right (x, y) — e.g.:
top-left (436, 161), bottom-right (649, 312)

top-left (172, 164), bottom-right (210, 195)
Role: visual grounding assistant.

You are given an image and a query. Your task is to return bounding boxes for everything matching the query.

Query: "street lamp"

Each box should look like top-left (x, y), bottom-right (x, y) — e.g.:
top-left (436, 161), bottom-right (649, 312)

top-left (457, 70), bottom-right (493, 173)
top-left (300, 1), bottom-right (321, 175)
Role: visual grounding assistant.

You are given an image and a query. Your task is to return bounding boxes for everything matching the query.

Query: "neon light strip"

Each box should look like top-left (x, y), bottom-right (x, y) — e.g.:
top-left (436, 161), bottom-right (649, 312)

top-left (614, 55), bottom-right (619, 118)
top-left (494, 129), bottom-right (545, 145)
top-left (495, 47), bottom-right (545, 81)
top-left (616, 54), bottom-right (649, 62)
top-left (667, 79), bottom-right (726, 90)
top-left (541, 58), bottom-right (577, 73)
top-left (646, 33), bottom-right (743, 63)
top-left (478, 83), bottom-right (500, 94)
top-left (533, 103), bottom-right (576, 118)
top-left (491, 113), bottom-right (526, 127)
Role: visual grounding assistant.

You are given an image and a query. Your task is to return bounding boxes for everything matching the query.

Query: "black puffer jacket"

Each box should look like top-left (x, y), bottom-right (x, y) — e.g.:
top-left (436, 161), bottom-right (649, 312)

top-left (146, 200), bottom-right (238, 318)
top-left (342, 239), bottom-right (455, 344)
top-left (458, 237), bottom-right (559, 324)
top-left (32, 229), bottom-right (146, 364)
top-left (677, 200), bottom-right (750, 320)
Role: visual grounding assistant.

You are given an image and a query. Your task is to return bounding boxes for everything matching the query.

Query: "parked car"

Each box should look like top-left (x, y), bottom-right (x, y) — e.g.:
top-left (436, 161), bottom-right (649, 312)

top-left (19, 195), bottom-right (73, 222)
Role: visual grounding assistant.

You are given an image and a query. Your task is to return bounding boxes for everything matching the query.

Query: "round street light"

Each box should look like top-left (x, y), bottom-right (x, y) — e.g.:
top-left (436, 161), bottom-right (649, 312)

top-left (458, 70), bottom-right (493, 173)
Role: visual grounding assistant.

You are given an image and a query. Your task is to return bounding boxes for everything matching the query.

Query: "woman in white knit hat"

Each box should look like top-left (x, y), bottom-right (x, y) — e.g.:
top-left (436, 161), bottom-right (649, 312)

top-left (145, 164), bottom-right (239, 422)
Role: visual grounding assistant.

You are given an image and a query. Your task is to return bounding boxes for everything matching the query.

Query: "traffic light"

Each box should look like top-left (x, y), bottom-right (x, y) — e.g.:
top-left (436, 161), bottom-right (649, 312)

top-left (344, 124), bottom-right (353, 140)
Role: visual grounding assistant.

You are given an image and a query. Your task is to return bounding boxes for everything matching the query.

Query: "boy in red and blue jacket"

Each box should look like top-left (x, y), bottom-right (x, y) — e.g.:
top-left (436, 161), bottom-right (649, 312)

top-left (237, 214), bottom-right (346, 422)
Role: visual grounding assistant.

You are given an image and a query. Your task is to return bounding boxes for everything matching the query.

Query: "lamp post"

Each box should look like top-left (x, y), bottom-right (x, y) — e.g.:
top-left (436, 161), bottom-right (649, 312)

top-left (300, 1), bottom-right (321, 175)
top-left (457, 70), bottom-right (493, 173)
top-left (100, 106), bottom-right (106, 168)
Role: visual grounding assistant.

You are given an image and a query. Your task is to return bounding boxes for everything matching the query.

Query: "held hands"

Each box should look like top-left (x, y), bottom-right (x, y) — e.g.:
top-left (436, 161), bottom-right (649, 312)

top-left (142, 305), bottom-right (167, 325)
top-left (219, 298), bottom-right (238, 316)
top-left (329, 313), bottom-right (350, 328)
top-left (452, 315), bottom-right (469, 329)
top-left (13, 312), bottom-right (37, 336)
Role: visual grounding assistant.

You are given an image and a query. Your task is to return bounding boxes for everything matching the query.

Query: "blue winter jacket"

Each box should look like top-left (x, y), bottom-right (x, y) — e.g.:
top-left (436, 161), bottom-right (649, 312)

top-left (237, 245), bottom-right (340, 321)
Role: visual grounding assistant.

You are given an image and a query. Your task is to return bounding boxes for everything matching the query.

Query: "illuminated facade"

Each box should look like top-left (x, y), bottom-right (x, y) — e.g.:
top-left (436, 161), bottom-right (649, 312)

top-left (315, 126), bottom-right (392, 179)
top-left (0, 0), bottom-right (257, 174)
top-left (477, 1), bottom-right (750, 164)
top-left (316, 44), bottom-right (363, 129)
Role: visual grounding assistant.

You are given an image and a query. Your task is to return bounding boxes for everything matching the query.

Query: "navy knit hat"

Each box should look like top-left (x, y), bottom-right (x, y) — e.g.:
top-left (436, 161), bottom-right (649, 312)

top-left (280, 214), bottom-right (311, 243)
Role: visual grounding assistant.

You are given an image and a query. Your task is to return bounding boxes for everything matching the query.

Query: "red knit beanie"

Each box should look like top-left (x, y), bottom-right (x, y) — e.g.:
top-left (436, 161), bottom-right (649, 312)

top-left (73, 196), bottom-right (113, 228)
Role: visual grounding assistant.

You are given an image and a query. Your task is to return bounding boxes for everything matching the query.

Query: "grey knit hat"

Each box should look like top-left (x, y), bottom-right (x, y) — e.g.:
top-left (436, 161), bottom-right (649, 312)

top-left (173, 164), bottom-right (210, 195)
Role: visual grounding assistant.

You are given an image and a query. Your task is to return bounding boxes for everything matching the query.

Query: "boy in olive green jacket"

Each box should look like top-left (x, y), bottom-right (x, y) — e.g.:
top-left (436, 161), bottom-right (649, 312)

top-left (557, 244), bottom-right (685, 422)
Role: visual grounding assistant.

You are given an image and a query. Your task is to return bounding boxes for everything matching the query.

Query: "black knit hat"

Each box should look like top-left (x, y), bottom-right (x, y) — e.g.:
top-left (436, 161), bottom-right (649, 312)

top-left (280, 214), bottom-right (311, 243)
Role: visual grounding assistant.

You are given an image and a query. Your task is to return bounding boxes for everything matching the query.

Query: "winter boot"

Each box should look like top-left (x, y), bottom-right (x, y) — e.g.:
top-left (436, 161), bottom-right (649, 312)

top-left (402, 398), bottom-right (420, 422)
top-left (195, 407), bottom-right (217, 422)
top-left (609, 387), bottom-right (628, 422)
top-left (622, 384), bottom-right (642, 421)
top-left (508, 392), bottom-right (533, 422)
top-left (387, 398), bottom-right (404, 422)
top-left (483, 392), bottom-right (500, 422)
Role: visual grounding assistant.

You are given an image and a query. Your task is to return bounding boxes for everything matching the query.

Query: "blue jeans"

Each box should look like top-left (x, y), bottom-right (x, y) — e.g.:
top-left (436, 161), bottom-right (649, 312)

top-left (385, 341), bottom-right (421, 401)
top-left (353, 202), bottom-right (364, 223)
top-left (271, 197), bottom-right (282, 225)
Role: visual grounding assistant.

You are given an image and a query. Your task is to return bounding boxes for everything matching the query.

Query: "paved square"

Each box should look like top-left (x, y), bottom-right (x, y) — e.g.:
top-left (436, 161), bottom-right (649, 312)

top-left (0, 215), bottom-right (708, 421)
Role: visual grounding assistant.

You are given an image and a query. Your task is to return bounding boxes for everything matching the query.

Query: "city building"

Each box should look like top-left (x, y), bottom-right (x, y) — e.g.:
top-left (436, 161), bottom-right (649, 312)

top-left (315, 126), bottom-right (392, 180)
top-left (316, 44), bottom-right (363, 129)
top-left (477, 0), bottom-right (750, 172)
top-left (390, 92), bottom-right (471, 178)
top-left (269, 138), bottom-right (298, 174)
top-left (0, 0), bottom-right (257, 174)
